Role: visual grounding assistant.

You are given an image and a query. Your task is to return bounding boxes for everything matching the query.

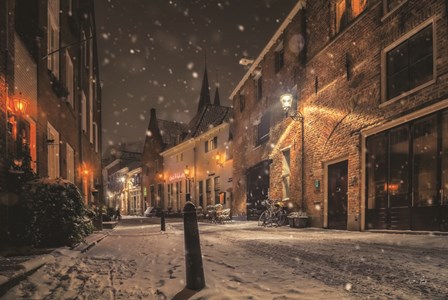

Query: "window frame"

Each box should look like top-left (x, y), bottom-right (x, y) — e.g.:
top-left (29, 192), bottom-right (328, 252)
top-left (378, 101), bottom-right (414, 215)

top-left (256, 111), bottom-right (270, 146)
top-left (380, 19), bottom-right (436, 105)
top-left (274, 41), bottom-right (284, 73)
top-left (65, 50), bottom-right (74, 108)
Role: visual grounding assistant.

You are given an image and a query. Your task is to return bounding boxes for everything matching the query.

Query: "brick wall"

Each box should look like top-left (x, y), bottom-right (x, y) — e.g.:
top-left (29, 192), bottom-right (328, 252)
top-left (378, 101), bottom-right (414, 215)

top-left (232, 0), bottom-right (448, 228)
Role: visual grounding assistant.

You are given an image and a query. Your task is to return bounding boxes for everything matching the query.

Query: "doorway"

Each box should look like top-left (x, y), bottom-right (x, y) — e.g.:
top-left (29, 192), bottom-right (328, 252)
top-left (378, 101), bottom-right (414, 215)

top-left (327, 160), bottom-right (348, 229)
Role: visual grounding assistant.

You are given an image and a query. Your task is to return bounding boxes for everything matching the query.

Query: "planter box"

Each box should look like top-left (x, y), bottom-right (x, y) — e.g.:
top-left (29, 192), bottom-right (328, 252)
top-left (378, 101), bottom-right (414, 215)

top-left (92, 216), bottom-right (103, 231)
top-left (288, 217), bottom-right (308, 228)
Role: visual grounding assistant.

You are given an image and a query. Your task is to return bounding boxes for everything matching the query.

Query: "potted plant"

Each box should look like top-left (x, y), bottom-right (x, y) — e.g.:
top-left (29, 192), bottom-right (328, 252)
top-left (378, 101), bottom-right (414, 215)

top-left (287, 210), bottom-right (309, 228)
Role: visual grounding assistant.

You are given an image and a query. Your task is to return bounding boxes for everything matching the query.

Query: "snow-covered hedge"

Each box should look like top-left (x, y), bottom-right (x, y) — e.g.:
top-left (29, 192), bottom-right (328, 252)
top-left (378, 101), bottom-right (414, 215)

top-left (19, 178), bottom-right (93, 247)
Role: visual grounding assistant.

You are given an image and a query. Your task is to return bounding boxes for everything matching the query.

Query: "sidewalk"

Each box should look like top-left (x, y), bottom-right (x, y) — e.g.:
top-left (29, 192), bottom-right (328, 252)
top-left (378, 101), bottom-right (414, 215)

top-left (0, 230), bottom-right (110, 297)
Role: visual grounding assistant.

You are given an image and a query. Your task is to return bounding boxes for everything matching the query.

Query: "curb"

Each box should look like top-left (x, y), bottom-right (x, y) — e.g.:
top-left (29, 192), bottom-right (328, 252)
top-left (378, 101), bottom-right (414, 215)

top-left (0, 254), bottom-right (54, 297)
top-left (71, 232), bottom-right (110, 253)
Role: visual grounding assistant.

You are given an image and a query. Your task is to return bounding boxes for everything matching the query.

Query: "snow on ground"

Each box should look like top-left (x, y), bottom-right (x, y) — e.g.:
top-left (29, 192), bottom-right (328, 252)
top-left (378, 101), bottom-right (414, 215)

top-left (3, 218), bottom-right (448, 299)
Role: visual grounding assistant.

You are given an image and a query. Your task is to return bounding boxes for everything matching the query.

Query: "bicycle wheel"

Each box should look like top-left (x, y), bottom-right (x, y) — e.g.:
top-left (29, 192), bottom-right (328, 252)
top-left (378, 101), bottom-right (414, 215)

top-left (258, 211), bottom-right (268, 226)
top-left (276, 210), bottom-right (287, 226)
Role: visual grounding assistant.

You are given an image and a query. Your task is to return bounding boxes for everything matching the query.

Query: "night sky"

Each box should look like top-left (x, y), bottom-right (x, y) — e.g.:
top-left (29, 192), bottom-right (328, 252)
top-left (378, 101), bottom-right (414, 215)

top-left (94, 0), bottom-right (297, 152)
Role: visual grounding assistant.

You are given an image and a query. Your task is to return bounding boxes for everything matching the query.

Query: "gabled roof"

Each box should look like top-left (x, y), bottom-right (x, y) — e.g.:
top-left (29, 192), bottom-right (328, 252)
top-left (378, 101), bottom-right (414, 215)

top-left (183, 104), bottom-right (232, 140)
top-left (158, 119), bottom-right (187, 149)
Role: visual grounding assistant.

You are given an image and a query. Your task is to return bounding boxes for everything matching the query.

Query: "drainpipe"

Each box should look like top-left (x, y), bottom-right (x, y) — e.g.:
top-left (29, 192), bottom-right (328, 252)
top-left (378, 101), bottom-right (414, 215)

top-left (301, 117), bottom-right (305, 211)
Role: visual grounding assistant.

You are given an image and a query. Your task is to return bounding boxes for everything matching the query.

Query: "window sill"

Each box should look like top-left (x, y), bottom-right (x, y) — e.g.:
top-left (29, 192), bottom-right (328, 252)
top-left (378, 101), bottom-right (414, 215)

top-left (379, 78), bottom-right (436, 109)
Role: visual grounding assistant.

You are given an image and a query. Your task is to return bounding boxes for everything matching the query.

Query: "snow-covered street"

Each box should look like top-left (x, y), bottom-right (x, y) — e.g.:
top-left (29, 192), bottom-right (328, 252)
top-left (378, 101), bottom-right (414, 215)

top-left (3, 218), bottom-right (448, 299)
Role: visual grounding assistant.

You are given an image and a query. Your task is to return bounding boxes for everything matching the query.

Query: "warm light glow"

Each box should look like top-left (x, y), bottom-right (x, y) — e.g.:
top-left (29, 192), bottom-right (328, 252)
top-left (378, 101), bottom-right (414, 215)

top-left (158, 173), bottom-right (164, 180)
top-left (13, 158), bottom-right (23, 168)
top-left (184, 165), bottom-right (190, 178)
top-left (385, 183), bottom-right (399, 192)
top-left (13, 97), bottom-right (28, 115)
top-left (280, 93), bottom-right (293, 111)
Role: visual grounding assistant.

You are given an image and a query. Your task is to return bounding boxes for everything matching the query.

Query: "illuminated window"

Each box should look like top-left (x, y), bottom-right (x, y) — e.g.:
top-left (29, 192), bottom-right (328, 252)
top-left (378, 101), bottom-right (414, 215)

top-left (352, 0), bottom-right (367, 18)
top-left (336, 0), bottom-right (347, 33)
top-left (336, 0), bottom-right (367, 33)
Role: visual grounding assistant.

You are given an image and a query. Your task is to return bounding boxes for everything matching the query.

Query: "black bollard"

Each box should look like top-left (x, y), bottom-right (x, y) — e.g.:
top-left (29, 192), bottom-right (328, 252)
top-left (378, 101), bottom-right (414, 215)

top-left (183, 201), bottom-right (205, 291)
top-left (161, 210), bottom-right (166, 231)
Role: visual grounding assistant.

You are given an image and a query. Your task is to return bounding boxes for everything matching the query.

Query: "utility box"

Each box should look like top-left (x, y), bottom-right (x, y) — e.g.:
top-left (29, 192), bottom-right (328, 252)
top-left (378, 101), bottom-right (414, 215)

top-left (347, 213), bottom-right (361, 231)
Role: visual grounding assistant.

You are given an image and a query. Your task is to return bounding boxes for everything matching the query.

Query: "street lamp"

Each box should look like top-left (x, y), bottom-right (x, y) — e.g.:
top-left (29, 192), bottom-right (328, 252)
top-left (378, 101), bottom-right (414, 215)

top-left (215, 152), bottom-right (224, 168)
top-left (184, 165), bottom-right (191, 180)
top-left (13, 95), bottom-right (28, 115)
top-left (184, 165), bottom-right (192, 201)
top-left (280, 93), bottom-right (305, 211)
top-left (280, 93), bottom-right (303, 121)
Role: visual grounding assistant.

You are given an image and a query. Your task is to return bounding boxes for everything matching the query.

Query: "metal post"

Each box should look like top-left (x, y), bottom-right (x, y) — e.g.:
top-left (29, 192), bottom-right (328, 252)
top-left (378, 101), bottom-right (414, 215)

top-left (160, 210), bottom-right (166, 231)
top-left (183, 201), bottom-right (205, 291)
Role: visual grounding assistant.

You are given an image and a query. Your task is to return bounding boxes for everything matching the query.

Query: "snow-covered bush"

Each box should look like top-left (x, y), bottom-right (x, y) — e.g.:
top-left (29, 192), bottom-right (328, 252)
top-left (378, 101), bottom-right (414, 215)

top-left (19, 178), bottom-right (93, 247)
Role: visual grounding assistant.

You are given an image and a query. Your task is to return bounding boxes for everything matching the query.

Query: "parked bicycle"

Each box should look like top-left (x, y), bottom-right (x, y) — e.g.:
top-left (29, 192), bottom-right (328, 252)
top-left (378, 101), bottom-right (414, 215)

top-left (258, 199), bottom-right (287, 227)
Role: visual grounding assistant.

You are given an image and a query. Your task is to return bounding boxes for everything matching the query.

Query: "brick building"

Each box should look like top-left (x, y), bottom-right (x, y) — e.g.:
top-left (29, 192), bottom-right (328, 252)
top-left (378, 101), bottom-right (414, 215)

top-left (142, 67), bottom-right (233, 213)
top-left (230, 0), bottom-right (448, 231)
top-left (1, 0), bottom-right (102, 240)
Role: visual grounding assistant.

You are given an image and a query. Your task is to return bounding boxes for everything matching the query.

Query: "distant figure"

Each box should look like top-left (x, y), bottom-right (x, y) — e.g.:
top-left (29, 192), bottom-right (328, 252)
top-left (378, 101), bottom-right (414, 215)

top-left (114, 208), bottom-right (121, 221)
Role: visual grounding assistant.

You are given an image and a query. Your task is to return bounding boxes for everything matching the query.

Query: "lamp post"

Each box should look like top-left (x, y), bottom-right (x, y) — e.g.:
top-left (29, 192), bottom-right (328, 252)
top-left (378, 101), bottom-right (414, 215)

top-left (184, 165), bottom-right (191, 202)
top-left (280, 93), bottom-right (305, 211)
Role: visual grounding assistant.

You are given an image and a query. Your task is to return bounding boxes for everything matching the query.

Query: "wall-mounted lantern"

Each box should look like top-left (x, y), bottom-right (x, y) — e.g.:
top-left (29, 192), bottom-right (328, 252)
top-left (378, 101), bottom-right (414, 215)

top-left (280, 93), bottom-right (303, 121)
top-left (13, 95), bottom-right (28, 115)
top-left (215, 152), bottom-right (224, 168)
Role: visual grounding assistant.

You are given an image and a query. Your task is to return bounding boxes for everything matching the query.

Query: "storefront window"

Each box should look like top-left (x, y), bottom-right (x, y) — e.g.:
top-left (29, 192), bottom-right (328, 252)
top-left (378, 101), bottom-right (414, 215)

top-left (442, 112), bottom-right (448, 206)
top-left (366, 133), bottom-right (387, 209)
top-left (389, 125), bottom-right (410, 207)
top-left (413, 115), bottom-right (437, 206)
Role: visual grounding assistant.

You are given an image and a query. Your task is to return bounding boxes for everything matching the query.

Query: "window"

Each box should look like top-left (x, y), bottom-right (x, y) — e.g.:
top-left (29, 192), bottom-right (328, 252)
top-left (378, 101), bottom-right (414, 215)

top-left (65, 50), bottom-right (74, 107)
top-left (155, 159), bottom-right (160, 172)
top-left (198, 180), bottom-right (204, 207)
top-left (47, 0), bottom-right (60, 78)
top-left (89, 77), bottom-right (94, 144)
top-left (157, 183), bottom-right (163, 206)
top-left (168, 183), bottom-right (174, 208)
top-left (239, 93), bottom-right (246, 112)
top-left (93, 122), bottom-right (98, 152)
top-left (256, 76), bottom-right (263, 101)
top-left (206, 178), bottom-right (212, 206)
top-left (205, 136), bottom-right (218, 152)
top-left (256, 112), bottom-right (270, 146)
top-left (336, 0), bottom-right (367, 33)
top-left (385, 25), bottom-right (433, 101)
top-left (66, 143), bottom-right (75, 183)
top-left (367, 110), bottom-right (448, 212)
top-left (274, 42), bottom-right (284, 73)
top-left (282, 149), bottom-right (291, 200)
top-left (176, 153), bottom-right (183, 162)
top-left (82, 31), bottom-right (87, 68)
top-left (214, 177), bottom-right (220, 204)
top-left (82, 91), bottom-right (87, 132)
top-left (225, 141), bottom-right (233, 160)
top-left (47, 122), bottom-right (60, 179)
